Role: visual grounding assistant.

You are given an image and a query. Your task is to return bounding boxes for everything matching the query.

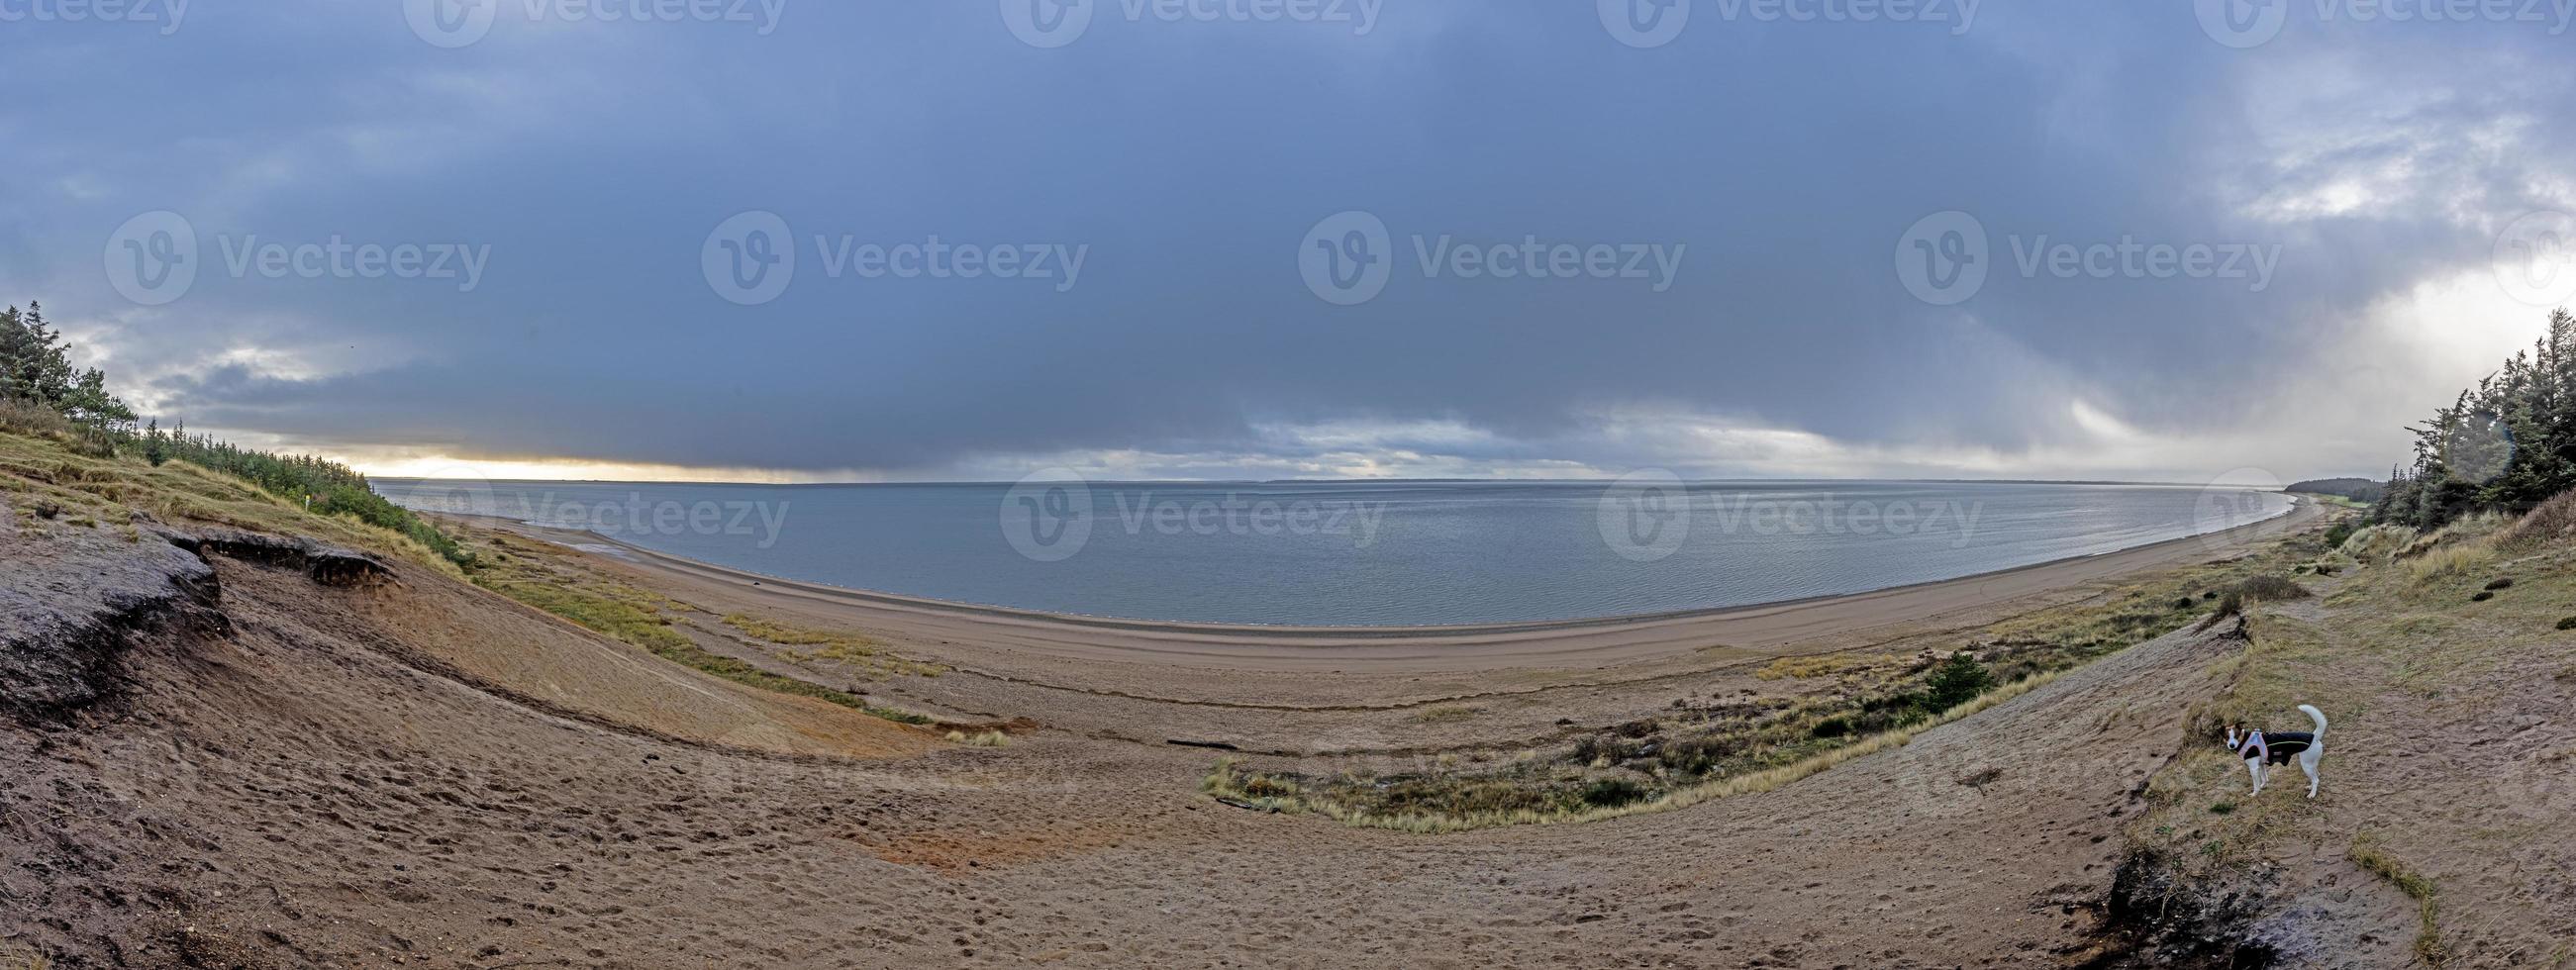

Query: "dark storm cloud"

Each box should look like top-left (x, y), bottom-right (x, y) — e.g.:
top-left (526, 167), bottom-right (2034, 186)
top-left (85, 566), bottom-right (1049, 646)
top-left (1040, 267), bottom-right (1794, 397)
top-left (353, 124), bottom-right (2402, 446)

top-left (5, 0), bottom-right (2572, 478)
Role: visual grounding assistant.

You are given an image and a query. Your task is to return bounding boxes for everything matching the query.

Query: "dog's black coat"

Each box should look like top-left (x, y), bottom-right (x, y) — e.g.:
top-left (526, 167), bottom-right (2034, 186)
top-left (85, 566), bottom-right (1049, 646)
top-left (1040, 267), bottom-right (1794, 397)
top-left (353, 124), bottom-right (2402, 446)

top-left (2250, 730), bottom-right (2313, 764)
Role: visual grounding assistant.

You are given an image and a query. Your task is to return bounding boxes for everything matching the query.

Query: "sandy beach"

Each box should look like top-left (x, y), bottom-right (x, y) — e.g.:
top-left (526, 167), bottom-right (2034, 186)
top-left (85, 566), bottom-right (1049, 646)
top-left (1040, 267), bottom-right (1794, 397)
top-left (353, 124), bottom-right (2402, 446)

top-left (482, 495), bottom-right (2322, 676)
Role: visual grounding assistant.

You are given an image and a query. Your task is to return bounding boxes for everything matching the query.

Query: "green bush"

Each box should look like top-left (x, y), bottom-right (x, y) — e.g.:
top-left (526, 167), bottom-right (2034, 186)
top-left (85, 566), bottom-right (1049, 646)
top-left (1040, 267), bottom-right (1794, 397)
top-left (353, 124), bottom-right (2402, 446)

top-left (1925, 653), bottom-right (1995, 711)
top-left (2325, 522), bottom-right (2355, 548)
top-left (1580, 778), bottom-right (1649, 809)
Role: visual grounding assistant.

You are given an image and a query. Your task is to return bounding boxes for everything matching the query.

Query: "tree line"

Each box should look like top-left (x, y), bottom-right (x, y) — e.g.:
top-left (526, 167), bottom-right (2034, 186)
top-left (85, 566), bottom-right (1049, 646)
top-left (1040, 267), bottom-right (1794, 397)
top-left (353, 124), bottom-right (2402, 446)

top-left (2371, 308), bottom-right (2576, 530)
top-left (2, 301), bottom-right (472, 566)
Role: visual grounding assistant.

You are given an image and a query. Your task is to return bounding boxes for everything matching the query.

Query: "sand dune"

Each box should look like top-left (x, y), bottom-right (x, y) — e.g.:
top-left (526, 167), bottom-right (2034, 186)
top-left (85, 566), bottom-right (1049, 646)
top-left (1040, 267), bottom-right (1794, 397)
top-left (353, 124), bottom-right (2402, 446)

top-left (4, 492), bottom-right (2282, 966)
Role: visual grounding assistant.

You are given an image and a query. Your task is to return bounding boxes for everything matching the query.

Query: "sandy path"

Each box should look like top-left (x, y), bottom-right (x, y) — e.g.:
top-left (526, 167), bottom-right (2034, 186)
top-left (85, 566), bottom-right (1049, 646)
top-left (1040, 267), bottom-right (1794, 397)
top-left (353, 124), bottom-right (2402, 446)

top-left (481, 497), bottom-right (2317, 682)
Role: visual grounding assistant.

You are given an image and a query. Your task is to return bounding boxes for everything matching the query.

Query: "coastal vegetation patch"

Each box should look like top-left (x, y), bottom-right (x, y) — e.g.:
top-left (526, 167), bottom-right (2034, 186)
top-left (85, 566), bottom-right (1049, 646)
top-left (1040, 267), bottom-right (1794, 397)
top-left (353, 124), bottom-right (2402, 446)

top-left (1205, 519), bottom-right (2343, 831)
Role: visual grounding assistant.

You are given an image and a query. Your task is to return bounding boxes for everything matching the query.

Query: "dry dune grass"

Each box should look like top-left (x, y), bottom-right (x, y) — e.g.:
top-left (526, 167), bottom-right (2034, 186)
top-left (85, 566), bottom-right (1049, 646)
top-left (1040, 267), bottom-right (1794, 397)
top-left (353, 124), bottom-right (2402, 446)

top-left (2404, 540), bottom-right (2497, 583)
top-left (0, 429), bottom-right (461, 577)
top-left (1205, 669), bottom-right (2064, 833)
top-left (2497, 490), bottom-right (2576, 550)
top-left (2338, 523), bottom-right (2419, 562)
top-left (1754, 652), bottom-right (1873, 680)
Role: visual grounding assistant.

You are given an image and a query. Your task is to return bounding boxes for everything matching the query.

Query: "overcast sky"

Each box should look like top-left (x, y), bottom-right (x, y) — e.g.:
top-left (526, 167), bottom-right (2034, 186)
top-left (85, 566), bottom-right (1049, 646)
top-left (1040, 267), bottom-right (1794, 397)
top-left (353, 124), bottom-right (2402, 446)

top-left (5, 0), bottom-right (2573, 484)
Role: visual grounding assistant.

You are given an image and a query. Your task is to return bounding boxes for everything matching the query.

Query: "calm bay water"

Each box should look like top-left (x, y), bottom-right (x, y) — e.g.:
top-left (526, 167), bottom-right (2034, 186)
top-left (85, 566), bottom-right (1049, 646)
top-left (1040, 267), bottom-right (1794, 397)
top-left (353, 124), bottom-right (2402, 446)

top-left (373, 479), bottom-right (2293, 627)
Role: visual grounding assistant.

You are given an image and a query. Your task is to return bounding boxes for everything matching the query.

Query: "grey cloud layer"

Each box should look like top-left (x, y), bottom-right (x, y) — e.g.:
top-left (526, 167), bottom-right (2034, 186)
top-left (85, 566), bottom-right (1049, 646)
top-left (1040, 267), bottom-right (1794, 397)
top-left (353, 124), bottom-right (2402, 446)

top-left (5, 1), bottom-right (2572, 479)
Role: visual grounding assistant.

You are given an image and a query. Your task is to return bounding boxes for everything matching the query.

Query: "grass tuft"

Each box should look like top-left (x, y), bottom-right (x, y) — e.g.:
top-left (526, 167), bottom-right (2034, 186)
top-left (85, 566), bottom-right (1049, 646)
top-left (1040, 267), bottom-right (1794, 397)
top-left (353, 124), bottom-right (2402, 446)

top-left (2350, 831), bottom-right (2447, 967)
top-left (2405, 541), bottom-right (2496, 583)
top-left (1407, 705), bottom-right (1484, 725)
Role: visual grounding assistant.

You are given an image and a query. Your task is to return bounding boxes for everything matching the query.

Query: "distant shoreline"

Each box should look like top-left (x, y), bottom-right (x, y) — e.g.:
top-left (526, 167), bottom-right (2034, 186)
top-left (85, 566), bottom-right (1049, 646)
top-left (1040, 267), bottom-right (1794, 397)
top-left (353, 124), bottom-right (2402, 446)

top-left (456, 495), bottom-right (2323, 673)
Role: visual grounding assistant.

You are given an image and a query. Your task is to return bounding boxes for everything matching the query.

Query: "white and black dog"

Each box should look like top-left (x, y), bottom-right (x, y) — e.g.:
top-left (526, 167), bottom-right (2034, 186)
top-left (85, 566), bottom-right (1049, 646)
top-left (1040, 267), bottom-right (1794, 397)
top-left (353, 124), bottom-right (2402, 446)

top-left (2225, 705), bottom-right (2328, 798)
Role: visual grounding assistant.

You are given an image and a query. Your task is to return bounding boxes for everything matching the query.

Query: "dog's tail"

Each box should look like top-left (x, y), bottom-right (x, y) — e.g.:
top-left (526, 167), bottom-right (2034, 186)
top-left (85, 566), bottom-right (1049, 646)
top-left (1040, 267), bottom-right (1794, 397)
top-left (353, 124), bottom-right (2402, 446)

top-left (2299, 704), bottom-right (2327, 739)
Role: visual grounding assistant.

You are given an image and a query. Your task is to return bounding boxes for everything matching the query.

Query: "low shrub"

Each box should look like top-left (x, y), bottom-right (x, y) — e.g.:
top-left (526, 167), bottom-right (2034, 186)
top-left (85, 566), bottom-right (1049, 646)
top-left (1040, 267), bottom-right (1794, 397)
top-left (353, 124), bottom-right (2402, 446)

top-left (2555, 617), bottom-right (2576, 631)
top-left (2339, 524), bottom-right (2419, 562)
top-left (2324, 522), bottom-right (2355, 548)
top-left (1924, 653), bottom-right (1995, 710)
top-left (2484, 578), bottom-right (2514, 591)
top-left (1580, 777), bottom-right (1650, 809)
top-left (2496, 490), bottom-right (2576, 550)
top-left (2472, 591), bottom-right (2496, 603)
